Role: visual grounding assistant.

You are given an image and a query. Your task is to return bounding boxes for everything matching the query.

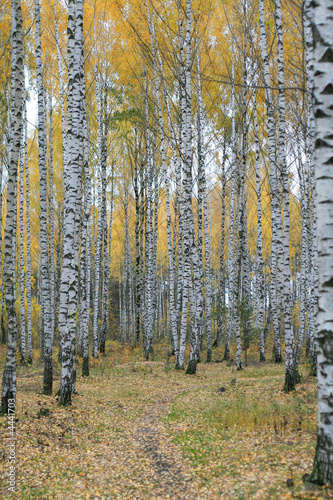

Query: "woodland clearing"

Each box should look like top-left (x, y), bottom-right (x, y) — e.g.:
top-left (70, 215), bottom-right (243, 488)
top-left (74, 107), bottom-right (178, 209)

top-left (0, 342), bottom-right (331, 500)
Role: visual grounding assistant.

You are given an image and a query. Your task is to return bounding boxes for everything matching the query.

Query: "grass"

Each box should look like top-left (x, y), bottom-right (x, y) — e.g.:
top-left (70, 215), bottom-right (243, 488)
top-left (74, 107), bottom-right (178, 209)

top-left (0, 341), bottom-right (331, 499)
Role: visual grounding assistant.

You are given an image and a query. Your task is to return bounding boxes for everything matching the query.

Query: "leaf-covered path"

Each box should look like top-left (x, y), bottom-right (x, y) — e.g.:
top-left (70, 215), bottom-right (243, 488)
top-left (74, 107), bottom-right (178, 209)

top-left (133, 392), bottom-right (199, 498)
top-left (0, 347), bottom-right (332, 499)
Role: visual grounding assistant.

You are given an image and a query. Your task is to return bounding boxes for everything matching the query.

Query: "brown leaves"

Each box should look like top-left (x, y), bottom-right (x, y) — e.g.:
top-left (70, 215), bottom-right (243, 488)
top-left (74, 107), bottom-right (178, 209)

top-left (0, 347), bottom-right (332, 499)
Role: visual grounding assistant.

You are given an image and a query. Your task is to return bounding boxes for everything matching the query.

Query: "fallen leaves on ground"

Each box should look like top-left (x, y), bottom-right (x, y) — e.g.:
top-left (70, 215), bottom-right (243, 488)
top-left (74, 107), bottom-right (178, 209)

top-left (0, 344), bottom-right (332, 499)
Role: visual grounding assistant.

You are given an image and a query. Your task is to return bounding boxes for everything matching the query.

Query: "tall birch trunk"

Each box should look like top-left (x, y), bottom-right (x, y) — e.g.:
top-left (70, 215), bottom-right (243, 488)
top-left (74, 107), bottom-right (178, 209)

top-left (19, 122), bottom-right (26, 363)
top-left (258, 0), bottom-right (282, 363)
top-left (48, 94), bottom-right (55, 349)
top-left (59, 0), bottom-right (84, 405)
top-left (24, 104), bottom-right (32, 364)
top-left (35, 0), bottom-right (53, 395)
top-left (224, 53), bottom-right (236, 361)
top-left (196, 48), bottom-right (212, 362)
top-left (275, 0), bottom-right (297, 391)
top-left (253, 96), bottom-right (265, 362)
top-left (1, 0), bottom-right (24, 414)
top-left (92, 72), bottom-right (103, 358)
top-left (309, 0), bottom-right (333, 485)
top-left (184, 0), bottom-right (203, 375)
top-left (81, 88), bottom-right (91, 376)
top-left (142, 73), bottom-right (154, 359)
top-left (216, 148), bottom-right (226, 347)
top-left (99, 89), bottom-right (108, 354)
top-left (147, 13), bottom-right (178, 361)
top-left (304, 0), bottom-right (318, 373)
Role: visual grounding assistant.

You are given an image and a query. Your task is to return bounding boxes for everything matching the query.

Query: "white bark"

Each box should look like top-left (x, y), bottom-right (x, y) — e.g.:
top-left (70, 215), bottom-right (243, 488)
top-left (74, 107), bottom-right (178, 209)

top-left (81, 89), bottom-right (91, 376)
top-left (59, 0), bottom-right (85, 405)
top-left (275, 0), bottom-right (296, 391)
top-left (1, 0), bottom-right (24, 413)
top-left (224, 53), bottom-right (236, 361)
top-left (35, 0), bottom-right (53, 395)
top-left (92, 71), bottom-right (103, 358)
top-left (19, 115), bottom-right (26, 363)
top-left (253, 97), bottom-right (265, 362)
top-left (144, 75), bottom-right (154, 359)
top-left (24, 104), bottom-right (32, 364)
top-left (304, 0), bottom-right (318, 371)
top-left (309, 0), bottom-right (333, 485)
top-left (148, 13), bottom-right (178, 361)
top-left (258, 0), bottom-right (282, 363)
top-left (48, 94), bottom-right (55, 349)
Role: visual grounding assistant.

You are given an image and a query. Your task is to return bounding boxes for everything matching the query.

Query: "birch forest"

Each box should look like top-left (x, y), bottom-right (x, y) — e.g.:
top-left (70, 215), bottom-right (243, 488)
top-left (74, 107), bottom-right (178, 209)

top-left (0, 0), bottom-right (332, 497)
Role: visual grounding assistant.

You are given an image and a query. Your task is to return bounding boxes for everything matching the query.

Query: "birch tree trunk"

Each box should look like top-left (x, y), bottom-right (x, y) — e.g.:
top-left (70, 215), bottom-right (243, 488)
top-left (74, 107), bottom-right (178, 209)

top-left (143, 74), bottom-right (154, 360)
top-left (275, 0), bottom-right (297, 391)
top-left (184, 0), bottom-right (203, 375)
top-left (308, 0), bottom-right (333, 485)
top-left (253, 98), bottom-right (265, 362)
top-left (176, 6), bottom-right (187, 370)
top-left (99, 89), bottom-right (108, 354)
top-left (304, 0), bottom-right (318, 374)
top-left (148, 14), bottom-right (178, 362)
top-left (134, 148), bottom-right (142, 346)
top-left (54, 5), bottom-right (68, 183)
top-left (24, 104), bottom-right (32, 365)
top-left (216, 146), bottom-right (226, 347)
top-left (224, 54), bottom-right (236, 361)
top-left (1, 0), bottom-right (24, 414)
top-left (81, 90), bottom-right (91, 376)
top-left (92, 72), bottom-right (103, 358)
top-left (59, 0), bottom-right (84, 405)
top-left (35, 0), bottom-right (53, 395)
top-left (196, 48), bottom-right (212, 362)
top-left (19, 123), bottom-right (26, 363)
top-left (48, 94), bottom-right (55, 349)
top-left (258, 0), bottom-right (282, 363)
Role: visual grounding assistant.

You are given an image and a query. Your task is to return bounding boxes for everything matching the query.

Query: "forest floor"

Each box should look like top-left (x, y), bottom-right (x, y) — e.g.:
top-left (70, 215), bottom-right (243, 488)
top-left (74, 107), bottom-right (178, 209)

top-left (0, 342), bottom-right (332, 500)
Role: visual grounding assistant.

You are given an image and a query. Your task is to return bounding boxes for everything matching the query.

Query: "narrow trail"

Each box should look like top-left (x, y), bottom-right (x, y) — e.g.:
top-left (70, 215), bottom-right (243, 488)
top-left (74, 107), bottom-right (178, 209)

top-left (132, 391), bottom-right (201, 499)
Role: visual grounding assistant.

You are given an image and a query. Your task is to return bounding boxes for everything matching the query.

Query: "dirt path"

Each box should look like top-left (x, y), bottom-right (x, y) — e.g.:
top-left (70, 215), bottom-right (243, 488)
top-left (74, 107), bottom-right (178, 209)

top-left (133, 392), bottom-right (200, 498)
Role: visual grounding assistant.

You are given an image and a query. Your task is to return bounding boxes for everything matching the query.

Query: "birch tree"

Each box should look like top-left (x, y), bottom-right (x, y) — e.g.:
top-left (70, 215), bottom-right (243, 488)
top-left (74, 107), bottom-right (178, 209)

top-left (1, 0), bottom-right (24, 414)
top-left (253, 96), bottom-right (265, 362)
top-left (258, 0), bottom-right (282, 363)
top-left (24, 104), bottom-right (32, 365)
top-left (309, 0), bottom-right (333, 485)
top-left (59, 0), bottom-right (85, 405)
top-left (19, 119), bottom-right (25, 363)
top-left (35, 0), bottom-right (53, 395)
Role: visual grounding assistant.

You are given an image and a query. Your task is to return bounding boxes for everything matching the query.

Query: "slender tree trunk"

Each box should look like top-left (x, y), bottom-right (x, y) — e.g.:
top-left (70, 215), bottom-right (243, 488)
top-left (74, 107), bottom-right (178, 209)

top-left (224, 53), bottom-right (236, 362)
top-left (48, 94), bottom-right (55, 350)
top-left (99, 89), bottom-right (108, 354)
top-left (148, 16), bottom-right (178, 361)
top-left (24, 104), bottom-right (32, 364)
top-left (1, 0), bottom-right (24, 414)
top-left (92, 72), bottom-right (103, 358)
top-left (258, 0), bottom-right (282, 363)
top-left (59, 0), bottom-right (84, 405)
top-left (81, 91), bottom-right (91, 376)
top-left (253, 96), bottom-right (265, 362)
top-left (19, 114), bottom-right (26, 364)
top-left (184, 0), bottom-right (203, 376)
top-left (304, 0), bottom-right (318, 374)
top-left (275, 0), bottom-right (297, 391)
top-left (35, 0), bottom-right (53, 395)
top-left (216, 147), bottom-right (226, 347)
